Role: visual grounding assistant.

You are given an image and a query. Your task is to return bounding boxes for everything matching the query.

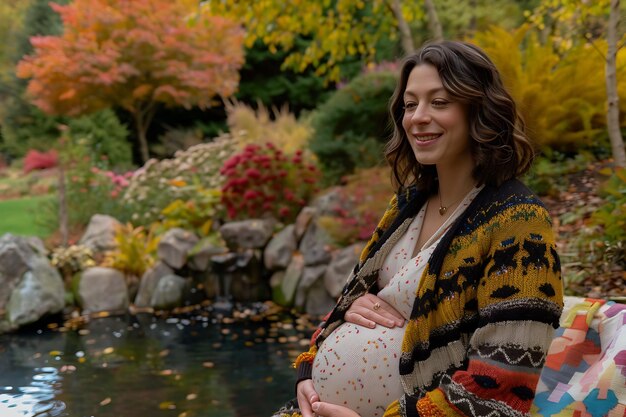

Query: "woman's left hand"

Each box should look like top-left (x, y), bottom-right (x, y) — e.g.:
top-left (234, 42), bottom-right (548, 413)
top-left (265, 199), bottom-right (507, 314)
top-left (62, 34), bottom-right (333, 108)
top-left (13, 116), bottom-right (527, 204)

top-left (312, 401), bottom-right (361, 417)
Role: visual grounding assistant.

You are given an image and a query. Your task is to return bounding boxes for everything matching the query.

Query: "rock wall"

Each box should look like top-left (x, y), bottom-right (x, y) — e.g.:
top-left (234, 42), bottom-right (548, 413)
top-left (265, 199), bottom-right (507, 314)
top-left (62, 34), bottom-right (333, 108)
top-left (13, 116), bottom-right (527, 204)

top-left (0, 199), bottom-right (366, 332)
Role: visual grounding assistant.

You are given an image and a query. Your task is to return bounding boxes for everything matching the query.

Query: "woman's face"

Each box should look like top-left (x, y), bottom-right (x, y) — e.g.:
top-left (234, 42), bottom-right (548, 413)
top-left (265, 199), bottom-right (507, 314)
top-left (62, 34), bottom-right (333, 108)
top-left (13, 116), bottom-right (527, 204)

top-left (401, 64), bottom-right (473, 172)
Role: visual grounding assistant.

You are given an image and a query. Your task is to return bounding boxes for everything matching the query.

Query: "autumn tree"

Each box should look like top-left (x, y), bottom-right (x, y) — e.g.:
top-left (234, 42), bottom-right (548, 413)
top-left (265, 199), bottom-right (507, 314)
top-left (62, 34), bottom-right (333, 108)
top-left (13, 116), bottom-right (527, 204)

top-left (17, 0), bottom-right (245, 162)
top-left (528, 0), bottom-right (626, 167)
top-left (204, 0), bottom-right (435, 82)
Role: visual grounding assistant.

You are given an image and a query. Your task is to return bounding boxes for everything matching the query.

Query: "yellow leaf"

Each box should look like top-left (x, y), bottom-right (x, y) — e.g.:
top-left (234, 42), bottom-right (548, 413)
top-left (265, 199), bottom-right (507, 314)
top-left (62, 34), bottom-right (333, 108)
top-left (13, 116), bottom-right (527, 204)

top-left (100, 398), bottom-right (112, 406)
top-left (159, 401), bottom-right (176, 410)
top-left (103, 347), bottom-right (114, 355)
top-left (49, 350), bottom-right (62, 356)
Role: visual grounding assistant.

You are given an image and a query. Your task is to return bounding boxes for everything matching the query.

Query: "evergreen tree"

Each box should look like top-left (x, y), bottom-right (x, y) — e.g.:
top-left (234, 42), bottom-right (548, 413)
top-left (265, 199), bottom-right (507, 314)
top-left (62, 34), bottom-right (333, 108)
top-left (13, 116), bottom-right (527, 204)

top-left (0, 0), bottom-right (69, 158)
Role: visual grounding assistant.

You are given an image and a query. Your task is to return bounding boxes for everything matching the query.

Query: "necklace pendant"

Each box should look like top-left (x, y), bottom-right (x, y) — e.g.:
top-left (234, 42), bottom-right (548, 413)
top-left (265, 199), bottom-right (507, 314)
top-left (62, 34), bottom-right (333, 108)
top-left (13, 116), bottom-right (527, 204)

top-left (439, 206), bottom-right (447, 216)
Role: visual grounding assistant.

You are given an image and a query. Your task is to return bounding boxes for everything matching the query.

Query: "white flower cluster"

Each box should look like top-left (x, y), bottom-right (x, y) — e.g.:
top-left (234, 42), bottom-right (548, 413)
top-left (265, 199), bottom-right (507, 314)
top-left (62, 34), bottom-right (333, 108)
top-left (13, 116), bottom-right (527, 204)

top-left (121, 134), bottom-right (236, 225)
top-left (50, 244), bottom-right (96, 273)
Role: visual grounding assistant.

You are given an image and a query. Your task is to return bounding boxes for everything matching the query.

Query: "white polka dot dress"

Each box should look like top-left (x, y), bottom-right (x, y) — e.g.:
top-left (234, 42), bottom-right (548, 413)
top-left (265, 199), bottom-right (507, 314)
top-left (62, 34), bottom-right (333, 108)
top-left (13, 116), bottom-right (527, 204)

top-left (311, 186), bottom-right (483, 416)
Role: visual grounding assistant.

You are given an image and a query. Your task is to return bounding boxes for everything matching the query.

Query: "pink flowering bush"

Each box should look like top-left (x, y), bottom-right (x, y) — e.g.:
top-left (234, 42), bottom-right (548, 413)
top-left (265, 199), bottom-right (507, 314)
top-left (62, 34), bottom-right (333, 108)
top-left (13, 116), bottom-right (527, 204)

top-left (220, 142), bottom-right (319, 222)
top-left (64, 162), bottom-right (135, 226)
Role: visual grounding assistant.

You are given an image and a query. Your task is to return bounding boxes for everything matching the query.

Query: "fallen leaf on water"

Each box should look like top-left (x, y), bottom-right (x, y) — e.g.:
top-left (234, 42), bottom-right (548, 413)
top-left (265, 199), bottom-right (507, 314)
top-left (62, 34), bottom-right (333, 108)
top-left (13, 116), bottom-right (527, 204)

top-left (49, 350), bottom-right (62, 356)
top-left (244, 341), bottom-right (254, 347)
top-left (159, 369), bottom-right (174, 376)
top-left (95, 311), bottom-right (110, 318)
top-left (59, 365), bottom-right (76, 373)
top-left (159, 401), bottom-right (176, 410)
top-left (265, 376), bottom-right (273, 382)
top-left (202, 362), bottom-right (214, 368)
top-left (103, 347), bottom-right (114, 355)
top-left (100, 398), bottom-right (111, 406)
top-left (159, 349), bottom-right (170, 357)
top-left (186, 393), bottom-right (197, 400)
top-left (178, 413), bottom-right (188, 417)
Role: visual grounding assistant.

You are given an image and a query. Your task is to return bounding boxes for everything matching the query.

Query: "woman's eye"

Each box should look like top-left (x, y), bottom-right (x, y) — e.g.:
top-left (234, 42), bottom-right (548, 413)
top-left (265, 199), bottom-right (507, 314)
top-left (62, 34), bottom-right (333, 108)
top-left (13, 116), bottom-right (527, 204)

top-left (432, 100), bottom-right (449, 108)
top-left (403, 102), bottom-right (417, 110)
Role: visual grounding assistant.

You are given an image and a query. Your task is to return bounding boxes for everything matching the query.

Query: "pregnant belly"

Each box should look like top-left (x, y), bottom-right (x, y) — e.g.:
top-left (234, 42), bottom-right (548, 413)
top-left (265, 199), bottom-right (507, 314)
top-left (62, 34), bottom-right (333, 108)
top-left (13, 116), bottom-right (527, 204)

top-left (312, 322), bottom-right (406, 417)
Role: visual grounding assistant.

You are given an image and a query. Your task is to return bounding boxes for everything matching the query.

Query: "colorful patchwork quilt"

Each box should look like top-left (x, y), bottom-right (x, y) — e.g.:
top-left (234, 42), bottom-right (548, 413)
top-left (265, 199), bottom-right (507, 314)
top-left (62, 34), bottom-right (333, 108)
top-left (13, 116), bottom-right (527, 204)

top-left (532, 297), bottom-right (626, 417)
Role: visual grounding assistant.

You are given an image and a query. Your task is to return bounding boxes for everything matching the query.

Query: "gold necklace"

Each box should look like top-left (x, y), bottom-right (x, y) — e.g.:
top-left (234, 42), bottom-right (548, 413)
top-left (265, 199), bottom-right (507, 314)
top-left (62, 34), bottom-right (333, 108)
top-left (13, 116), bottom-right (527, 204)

top-left (438, 190), bottom-right (467, 216)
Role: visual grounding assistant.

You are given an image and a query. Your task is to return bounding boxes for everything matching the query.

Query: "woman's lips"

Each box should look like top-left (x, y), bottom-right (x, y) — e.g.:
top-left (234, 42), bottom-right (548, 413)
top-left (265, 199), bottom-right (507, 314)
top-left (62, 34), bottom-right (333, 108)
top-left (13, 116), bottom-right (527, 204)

top-left (413, 133), bottom-right (442, 144)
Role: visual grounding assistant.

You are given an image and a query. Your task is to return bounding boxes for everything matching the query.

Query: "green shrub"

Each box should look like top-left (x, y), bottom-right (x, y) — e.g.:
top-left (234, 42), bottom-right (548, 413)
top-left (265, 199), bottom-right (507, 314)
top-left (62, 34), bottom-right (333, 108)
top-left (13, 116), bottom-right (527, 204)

top-left (38, 135), bottom-right (134, 232)
top-left (590, 168), bottom-right (626, 247)
top-left (310, 70), bottom-right (397, 184)
top-left (67, 109), bottom-right (133, 169)
top-left (160, 187), bottom-right (221, 236)
top-left (522, 151), bottom-right (593, 197)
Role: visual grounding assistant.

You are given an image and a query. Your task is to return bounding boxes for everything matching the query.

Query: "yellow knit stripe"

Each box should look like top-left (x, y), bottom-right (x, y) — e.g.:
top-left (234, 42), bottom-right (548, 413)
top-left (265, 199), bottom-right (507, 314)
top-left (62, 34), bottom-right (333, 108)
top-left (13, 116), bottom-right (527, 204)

top-left (293, 345), bottom-right (318, 368)
top-left (401, 203), bottom-right (560, 347)
top-left (418, 389), bottom-right (465, 416)
top-left (382, 400), bottom-right (402, 417)
top-left (359, 194), bottom-right (399, 263)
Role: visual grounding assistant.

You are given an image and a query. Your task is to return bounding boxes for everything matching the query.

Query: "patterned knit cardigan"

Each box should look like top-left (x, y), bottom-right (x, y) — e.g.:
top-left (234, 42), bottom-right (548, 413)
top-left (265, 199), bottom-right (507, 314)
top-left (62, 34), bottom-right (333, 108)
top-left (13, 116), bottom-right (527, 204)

top-left (294, 179), bottom-right (564, 417)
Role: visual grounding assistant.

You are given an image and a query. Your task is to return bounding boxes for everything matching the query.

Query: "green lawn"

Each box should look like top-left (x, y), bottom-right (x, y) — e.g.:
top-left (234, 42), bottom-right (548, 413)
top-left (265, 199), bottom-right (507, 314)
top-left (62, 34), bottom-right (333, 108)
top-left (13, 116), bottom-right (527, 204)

top-left (0, 194), bottom-right (56, 238)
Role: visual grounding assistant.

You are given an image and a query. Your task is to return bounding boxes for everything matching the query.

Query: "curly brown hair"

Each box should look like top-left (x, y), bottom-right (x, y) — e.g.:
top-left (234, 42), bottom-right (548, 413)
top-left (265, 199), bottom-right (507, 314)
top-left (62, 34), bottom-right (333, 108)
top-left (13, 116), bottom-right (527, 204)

top-left (386, 40), bottom-right (534, 193)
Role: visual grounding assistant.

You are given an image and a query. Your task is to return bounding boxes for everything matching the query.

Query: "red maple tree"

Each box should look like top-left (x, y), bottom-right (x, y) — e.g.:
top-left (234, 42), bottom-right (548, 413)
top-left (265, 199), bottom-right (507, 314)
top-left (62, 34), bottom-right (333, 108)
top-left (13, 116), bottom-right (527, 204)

top-left (17, 0), bottom-right (245, 162)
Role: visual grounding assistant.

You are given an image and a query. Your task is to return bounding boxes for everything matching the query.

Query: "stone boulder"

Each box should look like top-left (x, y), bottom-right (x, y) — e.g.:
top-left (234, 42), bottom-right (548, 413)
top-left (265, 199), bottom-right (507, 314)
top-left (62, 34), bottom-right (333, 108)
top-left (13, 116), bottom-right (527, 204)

top-left (311, 187), bottom-right (344, 216)
top-left (305, 278), bottom-right (336, 316)
top-left (157, 228), bottom-right (199, 269)
top-left (0, 234), bottom-right (34, 312)
top-left (134, 262), bottom-right (173, 307)
top-left (150, 274), bottom-right (187, 310)
top-left (294, 207), bottom-right (316, 242)
top-left (229, 250), bottom-right (269, 302)
top-left (188, 239), bottom-right (227, 271)
top-left (79, 214), bottom-right (121, 253)
top-left (299, 220), bottom-right (333, 266)
top-left (294, 264), bottom-right (327, 311)
top-left (219, 219), bottom-right (274, 250)
top-left (0, 234), bottom-right (62, 332)
top-left (78, 267), bottom-right (129, 314)
top-left (323, 242), bottom-right (365, 298)
top-left (270, 253), bottom-right (304, 306)
top-left (264, 225), bottom-right (297, 270)
top-left (6, 258), bottom-right (64, 328)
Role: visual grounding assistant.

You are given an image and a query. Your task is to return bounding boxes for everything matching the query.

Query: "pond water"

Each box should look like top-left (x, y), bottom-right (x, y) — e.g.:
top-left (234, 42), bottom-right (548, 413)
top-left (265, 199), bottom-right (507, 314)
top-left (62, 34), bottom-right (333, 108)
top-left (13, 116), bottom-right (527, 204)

top-left (0, 306), bottom-right (315, 417)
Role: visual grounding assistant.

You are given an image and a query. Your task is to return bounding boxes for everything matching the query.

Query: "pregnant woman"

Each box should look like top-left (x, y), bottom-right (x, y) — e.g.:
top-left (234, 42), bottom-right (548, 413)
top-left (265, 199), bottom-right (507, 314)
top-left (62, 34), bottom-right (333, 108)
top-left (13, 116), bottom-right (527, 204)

top-left (275, 40), bottom-right (563, 417)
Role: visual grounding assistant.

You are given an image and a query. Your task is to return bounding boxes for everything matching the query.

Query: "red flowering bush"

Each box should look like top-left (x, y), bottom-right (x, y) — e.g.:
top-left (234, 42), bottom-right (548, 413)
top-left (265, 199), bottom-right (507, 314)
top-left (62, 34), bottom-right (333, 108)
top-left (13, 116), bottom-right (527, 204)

top-left (23, 149), bottom-right (58, 173)
top-left (220, 143), bottom-right (319, 222)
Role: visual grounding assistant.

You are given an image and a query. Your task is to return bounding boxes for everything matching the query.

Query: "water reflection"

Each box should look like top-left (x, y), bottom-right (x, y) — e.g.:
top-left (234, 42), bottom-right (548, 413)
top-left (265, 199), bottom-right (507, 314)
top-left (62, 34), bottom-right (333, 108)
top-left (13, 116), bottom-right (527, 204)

top-left (0, 367), bottom-right (66, 417)
top-left (0, 309), bottom-right (314, 417)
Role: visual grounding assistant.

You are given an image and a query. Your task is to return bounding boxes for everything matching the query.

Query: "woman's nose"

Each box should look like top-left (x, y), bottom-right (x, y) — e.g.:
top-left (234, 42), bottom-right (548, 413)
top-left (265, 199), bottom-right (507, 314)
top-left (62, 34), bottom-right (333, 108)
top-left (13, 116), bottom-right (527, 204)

top-left (411, 105), bottom-right (431, 124)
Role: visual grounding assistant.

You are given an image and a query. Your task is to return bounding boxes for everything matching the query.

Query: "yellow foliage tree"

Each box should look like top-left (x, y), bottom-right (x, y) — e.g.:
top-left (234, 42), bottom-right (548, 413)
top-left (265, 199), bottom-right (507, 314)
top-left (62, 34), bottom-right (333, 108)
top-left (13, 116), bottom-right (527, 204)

top-left (203, 0), bottom-right (427, 81)
top-left (474, 26), bottom-right (626, 151)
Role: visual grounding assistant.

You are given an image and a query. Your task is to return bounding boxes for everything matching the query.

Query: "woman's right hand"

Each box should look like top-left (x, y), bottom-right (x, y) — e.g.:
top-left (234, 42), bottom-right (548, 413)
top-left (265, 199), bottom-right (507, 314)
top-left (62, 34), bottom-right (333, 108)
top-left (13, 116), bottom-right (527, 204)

top-left (297, 379), bottom-right (320, 417)
top-left (344, 293), bottom-right (404, 329)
